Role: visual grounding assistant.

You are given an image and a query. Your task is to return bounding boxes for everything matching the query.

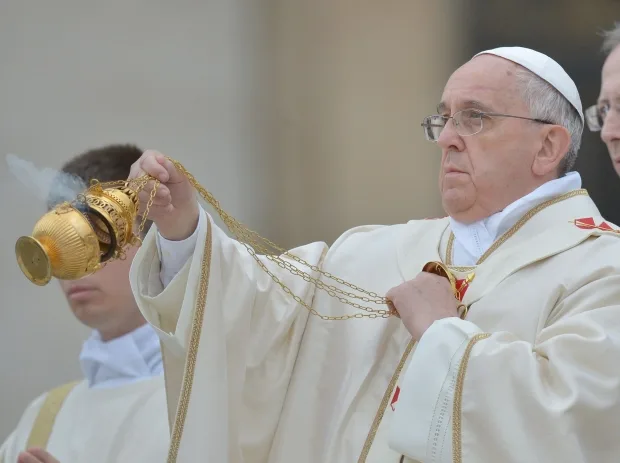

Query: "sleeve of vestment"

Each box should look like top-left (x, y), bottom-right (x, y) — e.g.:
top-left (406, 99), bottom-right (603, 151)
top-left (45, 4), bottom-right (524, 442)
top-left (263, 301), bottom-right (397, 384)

top-left (389, 271), bottom-right (620, 463)
top-left (130, 205), bottom-right (327, 462)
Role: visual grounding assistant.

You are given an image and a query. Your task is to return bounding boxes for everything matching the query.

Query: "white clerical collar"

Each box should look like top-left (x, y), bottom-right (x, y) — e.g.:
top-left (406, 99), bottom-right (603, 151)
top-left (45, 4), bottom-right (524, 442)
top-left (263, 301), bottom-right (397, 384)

top-left (449, 171), bottom-right (582, 266)
top-left (79, 323), bottom-right (163, 389)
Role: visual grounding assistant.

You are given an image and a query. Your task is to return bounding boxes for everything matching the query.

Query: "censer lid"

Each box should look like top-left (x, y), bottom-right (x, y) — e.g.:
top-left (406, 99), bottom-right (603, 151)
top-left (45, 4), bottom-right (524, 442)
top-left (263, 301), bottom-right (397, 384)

top-left (15, 236), bottom-right (52, 286)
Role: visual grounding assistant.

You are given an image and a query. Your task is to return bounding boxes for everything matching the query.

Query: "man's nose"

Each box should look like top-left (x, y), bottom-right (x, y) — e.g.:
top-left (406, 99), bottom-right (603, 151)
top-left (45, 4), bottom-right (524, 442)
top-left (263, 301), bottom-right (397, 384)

top-left (437, 118), bottom-right (465, 152)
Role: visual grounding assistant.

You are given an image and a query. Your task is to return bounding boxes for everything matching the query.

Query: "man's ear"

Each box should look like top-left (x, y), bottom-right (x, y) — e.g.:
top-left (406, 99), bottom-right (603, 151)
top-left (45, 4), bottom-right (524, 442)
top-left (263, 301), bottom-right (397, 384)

top-left (532, 125), bottom-right (571, 176)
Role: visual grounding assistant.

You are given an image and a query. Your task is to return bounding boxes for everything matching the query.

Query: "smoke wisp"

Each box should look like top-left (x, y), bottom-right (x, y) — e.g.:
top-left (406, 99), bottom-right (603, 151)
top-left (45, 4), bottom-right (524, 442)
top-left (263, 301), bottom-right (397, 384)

top-left (5, 154), bottom-right (87, 206)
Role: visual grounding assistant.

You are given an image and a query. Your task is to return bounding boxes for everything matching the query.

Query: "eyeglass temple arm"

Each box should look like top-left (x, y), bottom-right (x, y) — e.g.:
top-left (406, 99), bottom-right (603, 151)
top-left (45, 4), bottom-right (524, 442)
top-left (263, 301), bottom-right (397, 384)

top-left (484, 112), bottom-right (552, 125)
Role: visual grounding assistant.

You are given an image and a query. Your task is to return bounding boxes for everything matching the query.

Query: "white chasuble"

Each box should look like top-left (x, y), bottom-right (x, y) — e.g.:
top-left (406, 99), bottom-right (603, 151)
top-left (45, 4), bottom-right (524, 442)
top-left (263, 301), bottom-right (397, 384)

top-left (0, 377), bottom-right (169, 463)
top-left (131, 189), bottom-right (620, 463)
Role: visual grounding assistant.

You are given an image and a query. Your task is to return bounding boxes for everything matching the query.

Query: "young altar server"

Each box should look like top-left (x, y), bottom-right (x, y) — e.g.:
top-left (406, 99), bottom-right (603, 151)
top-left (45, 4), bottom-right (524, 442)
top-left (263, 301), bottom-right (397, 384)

top-left (1, 144), bottom-right (170, 463)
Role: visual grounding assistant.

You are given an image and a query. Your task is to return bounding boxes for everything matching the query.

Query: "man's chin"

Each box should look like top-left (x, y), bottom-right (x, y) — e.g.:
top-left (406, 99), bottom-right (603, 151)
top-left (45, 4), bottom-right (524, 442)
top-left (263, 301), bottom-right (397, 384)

top-left (441, 186), bottom-right (465, 203)
top-left (441, 193), bottom-right (475, 219)
top-left (70, 304), bottom-right (108, 325)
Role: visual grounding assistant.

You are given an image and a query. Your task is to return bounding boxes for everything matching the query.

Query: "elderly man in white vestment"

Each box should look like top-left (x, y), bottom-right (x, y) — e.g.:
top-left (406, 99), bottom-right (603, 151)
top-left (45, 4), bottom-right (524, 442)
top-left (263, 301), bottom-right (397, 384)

top-left (0, 145), bottom-right (170, 463)
top-left (586, 22), bottom-right (620, 178)
top-left (128, 46), bottom-right (620, 463)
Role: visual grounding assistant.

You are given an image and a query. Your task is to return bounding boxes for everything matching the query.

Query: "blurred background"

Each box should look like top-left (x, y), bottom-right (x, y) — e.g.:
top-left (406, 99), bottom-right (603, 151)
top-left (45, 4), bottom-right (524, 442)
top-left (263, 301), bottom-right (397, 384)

top-left (0, 0), bottom-right (618, 437)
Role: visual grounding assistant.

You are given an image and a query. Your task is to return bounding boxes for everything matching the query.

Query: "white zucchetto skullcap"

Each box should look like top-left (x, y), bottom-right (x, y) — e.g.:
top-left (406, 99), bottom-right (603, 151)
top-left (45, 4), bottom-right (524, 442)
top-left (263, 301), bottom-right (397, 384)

top-left (474, 47), bottom-right (583, 122)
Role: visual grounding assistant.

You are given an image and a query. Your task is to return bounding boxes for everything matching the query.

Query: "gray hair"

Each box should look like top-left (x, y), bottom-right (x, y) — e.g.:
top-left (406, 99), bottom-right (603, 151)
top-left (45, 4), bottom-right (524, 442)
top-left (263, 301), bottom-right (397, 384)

top-left (601, 22), bottom-right (620, 55)
top-left (515, 68), bottom-right (583, 175)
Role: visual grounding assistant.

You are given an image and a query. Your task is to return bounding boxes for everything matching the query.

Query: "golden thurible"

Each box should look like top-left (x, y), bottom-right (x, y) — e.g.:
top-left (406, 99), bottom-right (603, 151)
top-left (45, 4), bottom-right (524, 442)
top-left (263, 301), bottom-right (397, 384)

top-left (15, 180), bottom-right (142, 286)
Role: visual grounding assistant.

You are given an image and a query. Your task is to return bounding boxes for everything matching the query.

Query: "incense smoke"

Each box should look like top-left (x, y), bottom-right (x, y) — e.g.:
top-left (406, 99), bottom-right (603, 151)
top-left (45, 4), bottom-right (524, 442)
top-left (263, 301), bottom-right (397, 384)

top-left (5, 154), bottom-right (87, 206)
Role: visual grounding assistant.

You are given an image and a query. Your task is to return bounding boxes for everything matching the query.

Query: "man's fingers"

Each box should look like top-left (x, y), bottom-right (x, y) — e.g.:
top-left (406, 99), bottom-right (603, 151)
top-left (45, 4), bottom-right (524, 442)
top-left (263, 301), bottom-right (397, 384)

top-left (160, 156), bottom-right (185, 184)
top-left (127, 160), bottom-right (144, 181)
top-left (385, 299), bottom-right (400, 317)
top-left (18, 452), bottom-right (42, 463)
top-left (136, 200), bottom-right (172, 219)
top-left (140, 152), bottom-right (170, 182)
top-left (27, 448), bottom-right (61, 463)
top-left (136, 183), bottom-right (171, 215)
top-left (18, 448), bottom-right (60, 463)
top-left (137, 180), bottom-right (171, 200)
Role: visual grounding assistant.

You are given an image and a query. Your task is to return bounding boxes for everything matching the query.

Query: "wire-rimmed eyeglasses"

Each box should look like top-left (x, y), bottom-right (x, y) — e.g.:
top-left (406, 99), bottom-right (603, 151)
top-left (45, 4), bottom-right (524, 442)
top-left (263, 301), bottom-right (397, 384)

top-left (585, 102), bottom-right (618, 132)
top-left (421, 109), bottom-right (553, 142)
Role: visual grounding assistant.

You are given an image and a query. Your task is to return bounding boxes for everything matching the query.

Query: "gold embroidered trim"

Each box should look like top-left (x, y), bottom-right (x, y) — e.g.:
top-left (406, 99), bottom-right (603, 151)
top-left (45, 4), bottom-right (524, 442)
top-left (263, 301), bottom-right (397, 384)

top-left (167, 220), bottom-right (213, 463)
top-left (445, 234), bottom-right (476, 272)
top-left (26, 381), bottom-right (79, 450)
top-left (358, 338), bottom-right (416, 463)
top-left (446, 189), bottom-right (588, 266)
top-left (159, 339), bottom-right (175, 432)
top-left (452, 333), bottom-right (491, 463)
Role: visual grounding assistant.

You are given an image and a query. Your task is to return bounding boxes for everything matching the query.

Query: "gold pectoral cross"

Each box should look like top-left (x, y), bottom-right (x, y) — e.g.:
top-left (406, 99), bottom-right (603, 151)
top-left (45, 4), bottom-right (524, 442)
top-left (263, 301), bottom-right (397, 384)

top-left (422, 262), bottom-right (475, 318)
top-left (456, 272), bottom-right (475, 301)
top-left (421, 262), bottom-right (475, 300)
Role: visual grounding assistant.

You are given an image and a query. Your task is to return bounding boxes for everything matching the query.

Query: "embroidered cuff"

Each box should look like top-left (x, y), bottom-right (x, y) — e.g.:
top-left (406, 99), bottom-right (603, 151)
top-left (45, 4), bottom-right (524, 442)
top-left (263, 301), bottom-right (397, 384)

top-left (388, 317), bottom-right (483, 461)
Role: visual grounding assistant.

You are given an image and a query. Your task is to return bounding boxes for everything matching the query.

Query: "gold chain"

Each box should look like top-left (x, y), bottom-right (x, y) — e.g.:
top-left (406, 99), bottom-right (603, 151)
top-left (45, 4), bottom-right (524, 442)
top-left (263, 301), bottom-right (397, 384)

top-left (114, 159), bottom-right (395, 321)
top-left (136, 178), bottom-right (159, 236)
